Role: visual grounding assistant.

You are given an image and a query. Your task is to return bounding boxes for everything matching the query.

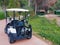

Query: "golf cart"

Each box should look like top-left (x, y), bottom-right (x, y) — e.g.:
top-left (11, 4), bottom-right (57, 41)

top-left (4, 8), bottom-right (32, 43)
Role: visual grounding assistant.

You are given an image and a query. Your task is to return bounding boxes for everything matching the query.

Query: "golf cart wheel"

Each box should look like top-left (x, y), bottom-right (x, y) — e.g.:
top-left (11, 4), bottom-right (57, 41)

top-left (10, 39), bottom-right (15, 44)
top-left (5, 29), bottom-right (8, 34)
top-left (27, 25), bottom-right (32, 39)
top-left (9, 35), bottom-right (16, 43)
top-left (27, 34), bottom-right (32, 39)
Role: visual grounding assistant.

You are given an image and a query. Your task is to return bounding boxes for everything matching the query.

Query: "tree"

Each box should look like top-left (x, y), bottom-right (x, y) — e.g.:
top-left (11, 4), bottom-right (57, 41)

top-left (0, 0), bottom-right (3, 6)
top-left (8, 0), bottom-right (16, 8)
top-left (0, 0), bottom-right (9, 7)
top-left (19, 0), bottom-right (28, 8)
top-left (53, 0), bottom-right (60, 10)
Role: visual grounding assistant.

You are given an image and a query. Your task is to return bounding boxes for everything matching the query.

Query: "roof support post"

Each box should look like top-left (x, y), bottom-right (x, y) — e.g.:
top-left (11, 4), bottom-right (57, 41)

top-left (13, 11), bottom-right (15, 20)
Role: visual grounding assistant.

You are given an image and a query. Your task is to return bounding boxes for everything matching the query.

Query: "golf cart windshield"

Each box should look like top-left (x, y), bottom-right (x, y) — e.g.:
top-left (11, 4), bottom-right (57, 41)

top-left (5, 8), bottom-right (29, 23)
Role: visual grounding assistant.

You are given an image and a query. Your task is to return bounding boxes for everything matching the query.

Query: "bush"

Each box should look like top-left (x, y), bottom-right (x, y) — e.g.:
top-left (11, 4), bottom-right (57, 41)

top-left (0, 11), bottom-right (5, 20)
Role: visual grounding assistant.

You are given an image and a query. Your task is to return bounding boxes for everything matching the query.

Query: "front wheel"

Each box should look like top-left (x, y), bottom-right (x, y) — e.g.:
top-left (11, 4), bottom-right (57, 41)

top-left (27, 25), bottom-right (32, 39)
top-left (9, 34), bottom-right (16, 43)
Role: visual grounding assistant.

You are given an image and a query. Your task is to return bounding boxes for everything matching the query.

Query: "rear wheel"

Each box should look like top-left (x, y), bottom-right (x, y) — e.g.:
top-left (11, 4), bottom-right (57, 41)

top-left (27, 25), bottom-right (32, 39)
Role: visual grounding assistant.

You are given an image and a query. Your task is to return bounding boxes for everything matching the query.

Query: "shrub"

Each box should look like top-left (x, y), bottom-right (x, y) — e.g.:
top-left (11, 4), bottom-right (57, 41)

top-left (0, 11), bottom-right (5, 20)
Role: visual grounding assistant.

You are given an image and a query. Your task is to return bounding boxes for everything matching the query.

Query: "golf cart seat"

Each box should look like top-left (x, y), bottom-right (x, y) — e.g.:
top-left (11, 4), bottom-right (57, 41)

top-left (11, 20), bottom-right (24, 27)
top-left (16, 20), bottom-right (25, 36)
top-left (10, 20), bottom-right (24, 36)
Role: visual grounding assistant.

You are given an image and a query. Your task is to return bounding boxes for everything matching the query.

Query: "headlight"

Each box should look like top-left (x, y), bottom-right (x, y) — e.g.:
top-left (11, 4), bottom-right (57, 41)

top-left (8, 27), bottom-right (16, 34)
top-left (25, 28), bottom-right (30, 31)
top-left (28, 28), bottom-right (31, 31)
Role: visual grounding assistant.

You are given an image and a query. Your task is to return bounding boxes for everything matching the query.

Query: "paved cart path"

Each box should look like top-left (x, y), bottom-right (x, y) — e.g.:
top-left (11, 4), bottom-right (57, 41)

top-left (0, 20), bottom-right (52, 45)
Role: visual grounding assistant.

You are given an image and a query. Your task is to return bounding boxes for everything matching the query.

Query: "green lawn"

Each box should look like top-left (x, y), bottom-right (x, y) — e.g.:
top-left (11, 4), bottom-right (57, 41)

top-left (29, 16), bottom-right (60, 45)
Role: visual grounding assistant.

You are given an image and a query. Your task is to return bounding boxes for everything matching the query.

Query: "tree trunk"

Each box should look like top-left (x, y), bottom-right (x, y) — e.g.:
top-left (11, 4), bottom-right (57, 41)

top-left (28, 0), bottom-right (30, 7)
top-left (35, 0), bottom-right (37, 15)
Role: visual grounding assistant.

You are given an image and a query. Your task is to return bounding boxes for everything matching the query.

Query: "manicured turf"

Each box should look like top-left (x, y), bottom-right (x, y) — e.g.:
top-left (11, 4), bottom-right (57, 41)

top-left (29, 16), bottom-right (60, 45)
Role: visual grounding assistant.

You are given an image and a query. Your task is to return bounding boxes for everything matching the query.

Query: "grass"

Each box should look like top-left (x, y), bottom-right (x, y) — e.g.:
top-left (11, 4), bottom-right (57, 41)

top-left (29, 16), bottom-right (60, 45)
top-left (0, 11), bottom-right (5, 20)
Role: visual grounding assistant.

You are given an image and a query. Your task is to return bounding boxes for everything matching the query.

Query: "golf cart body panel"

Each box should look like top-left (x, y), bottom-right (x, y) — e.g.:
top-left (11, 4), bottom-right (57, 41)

top-left (4, 8), bottom-right (32, 43)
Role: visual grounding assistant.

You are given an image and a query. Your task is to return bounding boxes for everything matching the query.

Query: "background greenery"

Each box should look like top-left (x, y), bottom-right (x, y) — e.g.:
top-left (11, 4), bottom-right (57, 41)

top-left (0, 11), bottom-right (5, 20)
top-left (50, 0), bottom-right (60, 11)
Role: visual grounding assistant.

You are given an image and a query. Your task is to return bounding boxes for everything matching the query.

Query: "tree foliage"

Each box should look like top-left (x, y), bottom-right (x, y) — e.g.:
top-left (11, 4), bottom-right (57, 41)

top-left (50, 0), bottom-right (60, 10)
top-left (0, 0), bottom-right (28, 8)
top-left (8, 0), bottom-right (16, 8)
top-left (20, 0), bottom-right (28, 8)
top-left (0, 0), bottom-right (9, 7)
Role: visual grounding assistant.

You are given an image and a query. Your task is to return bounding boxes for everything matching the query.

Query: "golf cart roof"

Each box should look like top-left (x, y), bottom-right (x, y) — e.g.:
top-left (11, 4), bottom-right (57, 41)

top-left (6, 8), bottom-right (29, 12)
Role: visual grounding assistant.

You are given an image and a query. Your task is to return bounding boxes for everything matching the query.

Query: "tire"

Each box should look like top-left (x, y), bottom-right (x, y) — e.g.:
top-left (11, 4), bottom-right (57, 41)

top-left (27, 25), bottom-right (32, 39)
top-left (4, 27), bottom-right (7, 34)
top-left (27, 34), bottom-right (32, 39)
top-left (5, 24), bottom-right (10, 34)
top-left (9, 34), bottom-right (16, 44)
top-left (9, 39), bottom-right (15, 44)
